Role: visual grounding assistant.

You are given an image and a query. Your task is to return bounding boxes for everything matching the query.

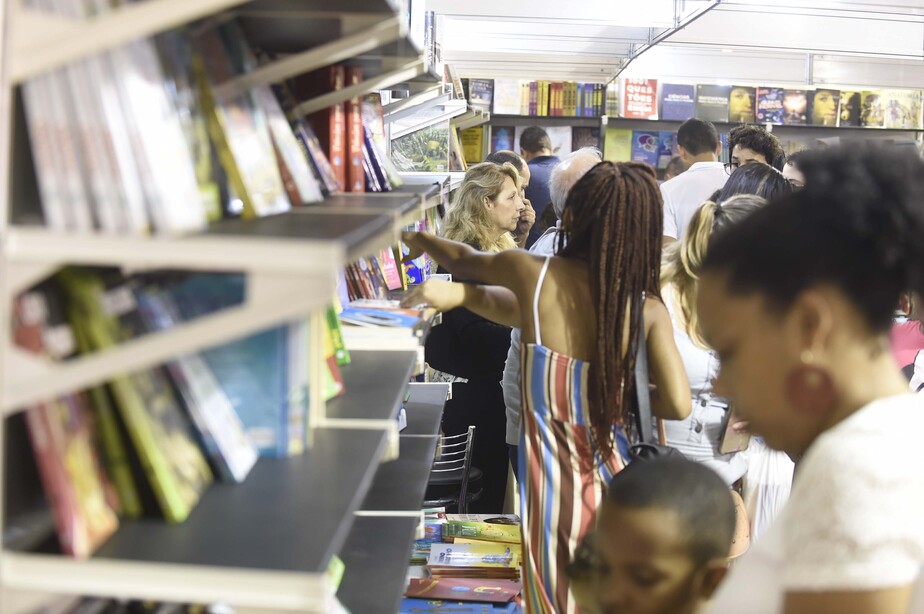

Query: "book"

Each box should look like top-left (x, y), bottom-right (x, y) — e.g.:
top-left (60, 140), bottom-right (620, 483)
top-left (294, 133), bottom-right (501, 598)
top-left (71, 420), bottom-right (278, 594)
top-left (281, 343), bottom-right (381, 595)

top-left (603, 128), bottom-right (632, 162)
top-left (406, 578), bottom-right (521, 604)
top-left (364, 127), bottom-right (390, 191)
top-left (345, 66), bottom-right (366, 192)
top-left (756, 87), bottom-right (785, 124)
top-left (838, 90), bottom-right (862, 127)
top-left (461, 127), bottom-right (485, 165)
top-left (379, 248), bottom-right (404, 291)
top-left (392, 122), bottom-right (450, 172)
top-left (469, 79), bottom-right (494, 113)
top-left (657, 131), bottom-right (678, 169)
top-left (449, 126), bottom-right (467, 172)
top-left (621, 78), bottom-right (658, 120)
top-left (492, 79), bottom-right (522, 115)
top-left (605, 82), bottom-right (619, 116)
top-left (272, 80), bottom-right (341, 193)
top-left (630, 131), bottom-right (660, 167)
top-left (883, 89), bottom-right (924, 129)
top-left (326, 303), bottom-right (351, 366)
top-left (782, 89), bottom-right (808, 125)
top-left (428, 542), bottom-right (522, 579)
top-left (571, 127), bottom-right (600, 151)
top-left (134, 287), bottom-right (259, 483)
top-left (695, 84), bottom-right (731, 123)
top-left (340, 305), bottom-right (424, 328)
top-left (729, 86), bottom-right (756, 123)
top-left (443, 520), bottom-right (522, 544)
top-left (362, 93), bottom-right (403, 188)
top-left (660, 83), bottom-right (695, 121)
top-left (491, 126), bottom-right (515, 153)
top-left (400, 599), bottom-right (492, 614)
top-left (861, 90), bottom-right (884, 127)
top-left (809, 89), bottom-right (840, 127)
top-left (294, 65), bottom-right (347, 189)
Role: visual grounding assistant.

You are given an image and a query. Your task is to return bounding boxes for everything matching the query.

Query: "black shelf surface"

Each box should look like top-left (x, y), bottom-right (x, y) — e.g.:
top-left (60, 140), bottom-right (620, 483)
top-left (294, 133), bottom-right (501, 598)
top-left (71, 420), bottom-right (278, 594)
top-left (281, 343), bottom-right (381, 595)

top-left (403, 384), bottom-right (448, 437)
top-left (314, 192), bottom-right (423, 216)
top-left (327, 350), bottom-right (417, 422)
top-left (337, 515), bottom-right (418, 614)
top-left (35, 428), bottom-right (390, 574)
top-left (392, 182), bottom-right (441, 201)
top-left (600, 116), bottom-right (924, 133)
top-left (206, 209), bottom-right (392, 250)
top-left (361, 435), bottom-right (438, 512)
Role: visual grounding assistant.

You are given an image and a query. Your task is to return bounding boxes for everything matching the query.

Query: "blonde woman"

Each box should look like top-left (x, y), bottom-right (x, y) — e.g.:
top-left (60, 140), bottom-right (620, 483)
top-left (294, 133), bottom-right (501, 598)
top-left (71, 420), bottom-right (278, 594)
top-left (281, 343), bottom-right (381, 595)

top-left (425, 162), bottom-right (530, 512)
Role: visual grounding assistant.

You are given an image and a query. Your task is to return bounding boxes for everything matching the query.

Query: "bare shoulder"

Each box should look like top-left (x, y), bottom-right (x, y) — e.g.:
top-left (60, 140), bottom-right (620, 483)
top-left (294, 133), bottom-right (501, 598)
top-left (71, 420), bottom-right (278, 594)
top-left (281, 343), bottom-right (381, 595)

top-left (643, 295), bottom-right (672, 333)
top-left (494, 249), bottom-right (548, 272)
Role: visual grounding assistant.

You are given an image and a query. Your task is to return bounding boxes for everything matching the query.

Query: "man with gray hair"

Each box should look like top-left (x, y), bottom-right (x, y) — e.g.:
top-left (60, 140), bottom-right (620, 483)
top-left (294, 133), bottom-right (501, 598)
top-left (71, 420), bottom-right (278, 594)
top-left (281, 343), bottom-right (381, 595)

top-left (502, 147), bottom-right (602, 476)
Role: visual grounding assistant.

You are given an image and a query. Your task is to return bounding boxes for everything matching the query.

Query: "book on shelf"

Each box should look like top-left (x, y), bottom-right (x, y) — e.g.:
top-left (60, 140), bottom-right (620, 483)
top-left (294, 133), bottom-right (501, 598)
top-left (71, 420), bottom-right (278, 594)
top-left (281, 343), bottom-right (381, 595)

top-left (345, 66), bottom-right (366, 192)
top-left (695, 84), bottom-right (731, 123)
top-left (861, 90), bottom-right (884, 127)
top-left (339, 300), bottom-right (428, 351)
top-left (882, 89), bottom-right (924, 129)
top-left (321, 314), bottom-right (345, 400)
top-left (729, 86), bottom-right (757, 123)
top-left (469, 78), bottom-right (494, 113)
top-left (292, 65), bottom-right (348, 189)
top-left (658, 131), bottom-right (678, 169)
top-left (445, 64), bottom-right (465, 100)
top-left (621, 78), bottom-right (658, 120)
top-left (660, 83), bottom-right (695, 121)
top-left (603, 128), bottom-right (632, 162)
top-left (630, 130), bottom-right (660, 167)
top-left (460, 126), bottom-right (485, 165)
top-left (605, 82), bottom-right (619, 117)
top-left (449, 126), bottom-right (468, 172)
top-left (838, 90), bottom-right (862, 127)
top-left (492, 78), bottom-right (522, 115)
top-left (406, 578), bottom-right (521, 604)
top-left (809, 89), bottom-right (840, 127)
top-left (428, 542), bottom-right (522, 579)
top-left (782, 89), bottom-right (808, 125)
top-left (400, 599), bottom-right (495, 614)
top-left (756, 87), bottom-right (785, 124)
top-left (326, 303), bottom-right (351, 367)
top-left (392, 121), bottom-right (451, 173)
top-left (443, 520), bottom-right (522, 544)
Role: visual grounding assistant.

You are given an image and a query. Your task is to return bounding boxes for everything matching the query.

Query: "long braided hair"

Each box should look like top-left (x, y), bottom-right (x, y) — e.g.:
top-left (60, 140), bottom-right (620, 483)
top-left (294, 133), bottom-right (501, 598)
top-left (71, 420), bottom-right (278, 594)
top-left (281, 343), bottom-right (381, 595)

top-left (557, 161), bottom-right (663, 458)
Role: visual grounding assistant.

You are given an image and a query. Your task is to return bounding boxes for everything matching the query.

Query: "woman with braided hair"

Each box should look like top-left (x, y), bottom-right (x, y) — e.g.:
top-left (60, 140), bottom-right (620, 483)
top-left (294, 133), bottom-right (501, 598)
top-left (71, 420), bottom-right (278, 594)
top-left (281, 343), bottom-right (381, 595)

top-left (401, 161), bottom-right (691, 613)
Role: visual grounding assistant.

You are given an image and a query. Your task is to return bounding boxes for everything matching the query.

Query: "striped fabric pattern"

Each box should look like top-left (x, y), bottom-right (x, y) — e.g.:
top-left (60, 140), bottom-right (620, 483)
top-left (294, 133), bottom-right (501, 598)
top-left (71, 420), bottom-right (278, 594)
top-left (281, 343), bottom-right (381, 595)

top-left (519, 342), bottom-right (626, 613)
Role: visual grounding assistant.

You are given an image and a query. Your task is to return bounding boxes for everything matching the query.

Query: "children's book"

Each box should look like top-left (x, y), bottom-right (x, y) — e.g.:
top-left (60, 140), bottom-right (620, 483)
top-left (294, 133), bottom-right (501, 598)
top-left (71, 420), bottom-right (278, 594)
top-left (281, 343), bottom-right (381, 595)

top-left (443, 520), bottom-right (521, 544)
top-left (756, 87), bottom-right (784, 124)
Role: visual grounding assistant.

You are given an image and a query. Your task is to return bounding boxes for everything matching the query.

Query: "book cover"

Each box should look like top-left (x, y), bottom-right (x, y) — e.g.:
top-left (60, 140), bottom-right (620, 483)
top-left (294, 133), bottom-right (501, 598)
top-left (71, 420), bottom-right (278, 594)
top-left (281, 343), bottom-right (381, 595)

top-left (491, 126), bottom-right (515, 153)
top-left (443, 520), bottom-right (521, 544)
top-left (571, 127), bottom-right (600, 151)
top-left (469, 79), bottom-right (494, 113)
top-left (519, 81), bottom-right (529, 115)
top-left (492, 79), bottom-right (521, 115)
top-left (400, 599), bottom-right (492, 614)
top-left (340, 306), bottom-right (424, 328)
top-left (449, 126), bottom-right (467, 172)
top-left (838, 90), bottom-right (862, 127)
top-left (392, 122), bottom-right (450, 172)
top-left (428, 542), bottom-right (522, 569)
top-left (658, 131), bottom-right (678, 170)
top-left (861, 90), bottom-right (884, 127)
top-left (326, 303), bottom-right (351, 366)
top-left (460, 127), bottom-right (485, 165)
top-left (605, 81), bottom-right (619, 117)
top-left (406, 578), bottom-right (520, 604)
top-left (345, 66), bottom-right (366, 192)
top-left (321, 316), bottom-right (345, 400)
top-left (883, 89), bottom-right (923, 129)
top-left (379, 248), bottom-right (404, 291)
top-left (630, 131), bottom-right (660, 167)
top-left (782, 90), bottom-right (808, 125)
top-left (293, 65), bottom-right (347, 190)
top-left (695, 85), bottom-right (731, 123)
top-left (364, 127), bottom-right (391, 190)
top-left (603, 128), bottom-right (632, 162)
top-left (809, 89), bottom-right (840, 127)
top-left (756, 87), bottom-right (784, 124)
top-left (621, 78), bottom-right (658, 120)
top-left (362, 93), bottom-right (404, 187)
top-left (728, 86), bottom-right (756, 123)
top-left (660, 83), bottom-right (695, 121)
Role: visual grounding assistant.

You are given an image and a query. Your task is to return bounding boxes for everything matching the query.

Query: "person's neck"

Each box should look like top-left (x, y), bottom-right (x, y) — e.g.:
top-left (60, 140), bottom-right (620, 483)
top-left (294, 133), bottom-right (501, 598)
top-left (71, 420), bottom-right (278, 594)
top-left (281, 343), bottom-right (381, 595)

top-left (524, 150), bottom-right (552, 162)
top-left (687, 153), bottom-right (718, 165)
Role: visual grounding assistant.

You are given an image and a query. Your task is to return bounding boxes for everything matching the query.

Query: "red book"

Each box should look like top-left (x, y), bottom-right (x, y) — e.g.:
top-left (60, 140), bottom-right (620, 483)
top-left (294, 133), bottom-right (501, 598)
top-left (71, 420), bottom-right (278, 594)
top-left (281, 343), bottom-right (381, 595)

top-left (345, 67), bottom-right (366, 192)
top-left (405, 578), bottom-right (521, 604)
top-left (294, 66), bottom-right (346, 189)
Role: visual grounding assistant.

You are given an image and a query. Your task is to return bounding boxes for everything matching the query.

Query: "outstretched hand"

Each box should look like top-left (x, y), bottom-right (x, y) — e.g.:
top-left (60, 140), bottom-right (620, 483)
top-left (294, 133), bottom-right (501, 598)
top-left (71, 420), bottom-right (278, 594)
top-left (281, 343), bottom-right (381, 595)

top-left (400, 279), bottom-right (465, 312)
top-left (401, 231), bottom-right (426, 263)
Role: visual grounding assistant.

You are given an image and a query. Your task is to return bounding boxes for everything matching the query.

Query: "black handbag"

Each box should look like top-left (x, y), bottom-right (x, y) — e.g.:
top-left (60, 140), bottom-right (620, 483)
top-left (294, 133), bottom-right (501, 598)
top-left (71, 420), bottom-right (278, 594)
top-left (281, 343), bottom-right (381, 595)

top-left (628, 295), bottom-right (684, 461)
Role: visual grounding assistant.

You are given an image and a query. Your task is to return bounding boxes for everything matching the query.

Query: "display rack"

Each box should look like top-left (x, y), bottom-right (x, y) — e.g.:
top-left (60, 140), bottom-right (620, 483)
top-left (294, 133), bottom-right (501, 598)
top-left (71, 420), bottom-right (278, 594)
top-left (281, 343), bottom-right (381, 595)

top-left (0, 0), bottom-right (450, 610)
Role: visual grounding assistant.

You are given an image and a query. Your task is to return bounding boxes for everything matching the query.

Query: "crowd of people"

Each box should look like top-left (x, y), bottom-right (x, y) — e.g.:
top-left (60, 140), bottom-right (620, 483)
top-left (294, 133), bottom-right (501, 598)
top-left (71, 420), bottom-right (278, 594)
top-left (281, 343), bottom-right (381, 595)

top-left (402, 120), bottom-right (924, 613)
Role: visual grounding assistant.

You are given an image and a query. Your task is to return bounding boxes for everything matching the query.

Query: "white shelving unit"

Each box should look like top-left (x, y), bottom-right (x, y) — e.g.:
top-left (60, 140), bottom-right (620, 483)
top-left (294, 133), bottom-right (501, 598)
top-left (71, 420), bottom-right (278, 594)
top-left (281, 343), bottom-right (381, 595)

top-left (0, 0), bottom-right (452, 610)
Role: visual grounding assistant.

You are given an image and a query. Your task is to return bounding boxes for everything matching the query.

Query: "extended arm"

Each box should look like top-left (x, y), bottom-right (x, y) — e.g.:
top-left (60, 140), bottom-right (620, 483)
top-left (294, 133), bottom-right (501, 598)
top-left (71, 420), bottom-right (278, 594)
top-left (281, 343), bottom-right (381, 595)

top-left (401, 280), bottom-right (521, 328)
top-left (645, 300), bottom-right (692, 420)
top-left (784, 587), bottom-right (913, 614)
top-left (402, 231), bottom-right (517, 287)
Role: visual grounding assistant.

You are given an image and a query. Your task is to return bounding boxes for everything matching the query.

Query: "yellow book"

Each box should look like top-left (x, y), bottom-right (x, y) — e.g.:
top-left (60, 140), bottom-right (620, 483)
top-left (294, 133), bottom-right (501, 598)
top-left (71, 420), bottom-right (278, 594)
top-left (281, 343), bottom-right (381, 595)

top-left (604, 128), bottom-right (633, 162)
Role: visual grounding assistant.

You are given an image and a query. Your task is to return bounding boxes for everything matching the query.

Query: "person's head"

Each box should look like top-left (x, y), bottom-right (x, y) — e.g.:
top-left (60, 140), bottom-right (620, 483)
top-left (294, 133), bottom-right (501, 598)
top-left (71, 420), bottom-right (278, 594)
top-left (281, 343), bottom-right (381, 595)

top-left (557, 161), bottom-right (663, 457)
top-left (728, 87), bottom-right (754, 122)
top-left (596, 457), bottom-right (736, 614)
top-left (443, 162), bottom-right (523, 252)
top-left (663, 156), bottom-right (687, 182)
top-left (782, 150), bottom-right (807, 189)
top-left (549, 147), bottom-right (603, 219)
top-left (661, 195), bottom-right (768, 346)
top-left (727, 125), bottom-right (785, 171)
top-left (698, 145), bottom-right (924, 457)
top-left (676, 119), bottom-right (720, 165)
top-left (812, 90), bottom-right (838, 126)
top-left (716, 162), bottom-right (793, 204)
top-left (519, 126), bottom-right (552, 161)
top-left (484, 150), bottom-right (531, 196)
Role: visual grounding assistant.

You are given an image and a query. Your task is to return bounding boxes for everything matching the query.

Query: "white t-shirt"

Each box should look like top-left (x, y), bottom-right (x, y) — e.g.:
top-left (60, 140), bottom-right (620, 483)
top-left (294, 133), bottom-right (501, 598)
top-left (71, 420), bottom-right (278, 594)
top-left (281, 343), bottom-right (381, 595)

top-left (710, 393), bottom-right (924, 613)
top-left (660, 161), bottom-right (728, 239)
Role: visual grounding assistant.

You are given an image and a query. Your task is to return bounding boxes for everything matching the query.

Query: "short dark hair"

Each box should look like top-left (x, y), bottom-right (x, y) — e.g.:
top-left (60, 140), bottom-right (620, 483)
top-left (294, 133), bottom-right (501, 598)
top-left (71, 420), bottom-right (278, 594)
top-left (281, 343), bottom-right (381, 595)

top-left (484, 150), bottom-right (527, 174)
top-left (704, 145), bottom-right (924, 333)
top-left (606, 457), bottom-right (735, 565)
top-left (786, 149), bottom-right (808, 170)
top-left (665, 155), bottom-right (687, 178)
top-left (728, 125), bottom-right (785, 170)
top-left (716, 162), bottom-right (793, 204)
top-left (520, 126), bottom-right (552, 154)
top-left (677, 119), bottom-right (719, 156)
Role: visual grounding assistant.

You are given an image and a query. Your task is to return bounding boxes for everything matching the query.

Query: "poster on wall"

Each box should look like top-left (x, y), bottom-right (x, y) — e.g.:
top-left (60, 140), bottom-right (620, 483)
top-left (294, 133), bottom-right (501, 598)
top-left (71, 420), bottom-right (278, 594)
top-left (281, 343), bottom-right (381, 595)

top-left (695, 84), bottom-right (731, 123)
top-left (661, 84), bottom-right (695, 121)
top-left (809, 89), bottom-right (840, 126)
top-left (621, 78), bottom-right (659, 120)
top-left (729, 86), bottom-right (756, 123)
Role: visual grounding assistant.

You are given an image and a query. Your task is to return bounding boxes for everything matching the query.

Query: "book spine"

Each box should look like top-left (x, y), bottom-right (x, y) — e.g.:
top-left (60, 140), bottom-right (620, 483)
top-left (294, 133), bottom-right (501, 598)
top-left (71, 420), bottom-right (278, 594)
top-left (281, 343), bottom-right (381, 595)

top-left (529, 82), bottom-right (537, 116)
top-left (345, 66), bottom-right (365, 192)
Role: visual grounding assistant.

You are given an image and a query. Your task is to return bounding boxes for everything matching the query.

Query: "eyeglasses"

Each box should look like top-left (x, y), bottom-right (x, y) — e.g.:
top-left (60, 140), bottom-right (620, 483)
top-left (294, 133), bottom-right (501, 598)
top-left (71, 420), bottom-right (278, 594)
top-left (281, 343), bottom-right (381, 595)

top-left (724, 162), bottom-right (740, 175)
top-left (787, 178), bottom-right (805, 189)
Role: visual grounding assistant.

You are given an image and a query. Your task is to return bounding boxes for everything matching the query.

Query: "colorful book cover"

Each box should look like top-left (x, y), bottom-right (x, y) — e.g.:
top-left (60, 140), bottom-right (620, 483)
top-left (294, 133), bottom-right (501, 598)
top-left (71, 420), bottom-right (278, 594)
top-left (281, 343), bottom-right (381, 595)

top-left (695, 85), bottom-right (731, 123)
top-left (571, 127), bottom-right (600, 151)
top-left (379, 248), bottom-right (404, 291)
top-left (406, 578), bottom-right (521, 603)
top-left (728, 86), bottom-right (756, 123)
top-left (392, 122), bottom-right (450, 172)
top-left (364, 127), bottom-right (391, 190)
top-left (326, 303), bottom-right (351, 366)
top-left (605, 81), bottom-right (619, 116)
top-left (883, 89), bottom-right (924, 129)
top-left (657, 131), bottom-right (678, 169)
top-left (621, 78), bottom-right (658, 120)
top-left (491, 126), bottom-right (515, 153)
top-left (428, 543), bottom-right (522, 569)
top-left (603, 128), bottom-right (632, 162)
top-left (400, 599), bottom-right (492, 614)
top-left (838, 91), bottom-right (862, 127)
top-left (756, 87), bottom-right (785, 124)
top-left (809, 89), bottom-right (840, 127)
top-left (660, 83), bottom-right (695, 121)
top-left (861, 91), bottom-right (884, 127)
top-left (630, 131), bottom-right (660, 167)
top-left (782, 90), bottom-right (808, 125)
top-left (321, 317), bottom-right (345, 400)
top-left (469, 79), bottom-right (494, 112)
top-left (293, 64), bottom-right (347, 190)
top-left (461, 127), bottom-right (485, 165)
top-left (340, 306), bottom-right (423, 328)
top-left (345, 66), bottom-right (366, 192)
top-left (449, 126), bottom-right (467, 172)
top-left (443, 520), bottom-right (521, 544)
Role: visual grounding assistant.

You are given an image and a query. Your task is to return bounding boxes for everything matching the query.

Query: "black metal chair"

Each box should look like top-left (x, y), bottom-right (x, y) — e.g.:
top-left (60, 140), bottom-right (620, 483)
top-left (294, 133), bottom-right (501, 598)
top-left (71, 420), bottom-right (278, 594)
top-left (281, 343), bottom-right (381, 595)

top-left (423, 426), bottom-right (482, 513)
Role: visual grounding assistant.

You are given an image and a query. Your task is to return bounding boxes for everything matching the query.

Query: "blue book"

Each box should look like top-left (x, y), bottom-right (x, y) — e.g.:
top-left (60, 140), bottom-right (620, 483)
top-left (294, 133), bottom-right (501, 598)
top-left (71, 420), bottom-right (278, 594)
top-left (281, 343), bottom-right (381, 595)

top-left (340, 306), bottom-right (423, 329)
top-left (400, 599), bottom-right (491, 614)
top-left (661, 83), bottom-right (695, 121)
top-left (657, 131), bottom-right (677, 170)
top-left (756, 87), bottom-right (785, 124)
top-left (631, 131), bottom-right (660, 167)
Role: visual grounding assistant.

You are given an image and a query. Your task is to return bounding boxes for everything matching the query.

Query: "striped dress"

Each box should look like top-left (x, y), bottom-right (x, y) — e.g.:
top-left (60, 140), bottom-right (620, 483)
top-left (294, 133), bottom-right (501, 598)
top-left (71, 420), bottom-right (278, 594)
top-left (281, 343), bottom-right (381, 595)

top-left (518, 256), bottom-right (629, 613)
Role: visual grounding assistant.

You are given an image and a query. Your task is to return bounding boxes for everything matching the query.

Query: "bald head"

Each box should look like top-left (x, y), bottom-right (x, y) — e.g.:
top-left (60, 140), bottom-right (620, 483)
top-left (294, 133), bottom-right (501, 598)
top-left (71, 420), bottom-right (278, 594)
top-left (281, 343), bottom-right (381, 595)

top-left (550, 147), bottom-right (603, 218)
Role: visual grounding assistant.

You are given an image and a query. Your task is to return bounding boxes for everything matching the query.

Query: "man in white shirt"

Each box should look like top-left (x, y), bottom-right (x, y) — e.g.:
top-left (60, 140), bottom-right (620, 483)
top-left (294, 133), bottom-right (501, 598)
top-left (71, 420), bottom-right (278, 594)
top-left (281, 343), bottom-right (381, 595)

top-left (661, 119), bottom-right (728, 246)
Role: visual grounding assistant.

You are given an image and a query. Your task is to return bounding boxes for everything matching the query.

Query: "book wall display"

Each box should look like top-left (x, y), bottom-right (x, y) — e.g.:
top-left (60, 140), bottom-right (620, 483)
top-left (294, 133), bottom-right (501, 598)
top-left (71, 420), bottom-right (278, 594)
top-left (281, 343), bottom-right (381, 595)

top-left (729, 86), bottom-right (756, 123)
top-left (757, 87), bottom-right (785, 124)
top-left (782, 89), bottom-right (808, 125)
top-left (661, 83), bottom-right (695, 121)
top-left (809, 89), bottom-right (840, 127)
top-left (695, 84), bottom-right (731, 123)
top-left (621, 79), bottom-right (658, 120)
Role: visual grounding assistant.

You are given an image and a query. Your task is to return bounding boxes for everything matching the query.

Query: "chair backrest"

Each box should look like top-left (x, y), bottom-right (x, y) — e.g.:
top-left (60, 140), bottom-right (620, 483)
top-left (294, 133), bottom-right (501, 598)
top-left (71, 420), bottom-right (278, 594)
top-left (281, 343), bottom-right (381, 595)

top-left (432, 426), bottom-right (476, 508)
